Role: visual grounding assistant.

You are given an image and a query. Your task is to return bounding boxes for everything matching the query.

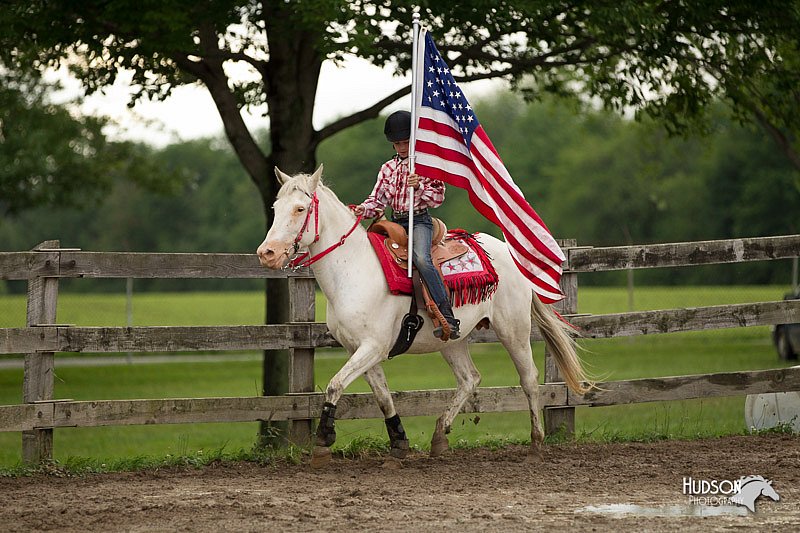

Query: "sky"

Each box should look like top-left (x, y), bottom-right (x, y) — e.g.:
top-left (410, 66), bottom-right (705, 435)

top-left (56, 56), bottom-right (503, 147)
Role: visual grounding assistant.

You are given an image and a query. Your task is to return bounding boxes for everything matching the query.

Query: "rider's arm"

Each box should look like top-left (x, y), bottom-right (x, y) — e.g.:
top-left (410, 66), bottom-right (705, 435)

top-left (416, 177), bottom-right (445, 209)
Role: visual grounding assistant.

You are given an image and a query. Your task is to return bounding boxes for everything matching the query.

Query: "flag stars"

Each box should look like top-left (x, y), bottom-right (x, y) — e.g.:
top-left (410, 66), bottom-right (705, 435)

top-left (419, 33), bottom-right (480, 144)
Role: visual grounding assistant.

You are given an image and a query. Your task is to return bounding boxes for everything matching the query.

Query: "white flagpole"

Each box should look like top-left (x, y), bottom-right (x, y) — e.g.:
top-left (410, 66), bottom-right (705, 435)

top-left (407, 11), bottom-right (421, 278)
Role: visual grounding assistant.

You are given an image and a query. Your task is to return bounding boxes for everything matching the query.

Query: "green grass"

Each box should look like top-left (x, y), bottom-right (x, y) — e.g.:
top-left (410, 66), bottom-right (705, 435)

top-left (0, 291), bottom-right (272, 328)
top-left (0, 286), bottom-right (794, 470)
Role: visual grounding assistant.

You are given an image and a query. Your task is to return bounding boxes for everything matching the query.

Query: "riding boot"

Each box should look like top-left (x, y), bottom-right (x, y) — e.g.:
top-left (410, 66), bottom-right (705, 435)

top-left (433, 298), bottom-right (461, 340)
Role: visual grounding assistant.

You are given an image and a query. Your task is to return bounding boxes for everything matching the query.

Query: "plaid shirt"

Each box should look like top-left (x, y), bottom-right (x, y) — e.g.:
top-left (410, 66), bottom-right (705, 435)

top-left (359, 156), bottom-right (446, 218)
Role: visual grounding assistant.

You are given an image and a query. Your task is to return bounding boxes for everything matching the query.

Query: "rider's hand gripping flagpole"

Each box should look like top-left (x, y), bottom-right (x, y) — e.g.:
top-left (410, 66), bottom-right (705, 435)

top-left (407, 11), bottom-right (421, 278)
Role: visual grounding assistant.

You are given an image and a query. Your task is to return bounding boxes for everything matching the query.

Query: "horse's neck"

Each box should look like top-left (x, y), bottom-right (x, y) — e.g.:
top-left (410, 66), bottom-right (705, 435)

top-left (309, 191), bottom-right (381, 305)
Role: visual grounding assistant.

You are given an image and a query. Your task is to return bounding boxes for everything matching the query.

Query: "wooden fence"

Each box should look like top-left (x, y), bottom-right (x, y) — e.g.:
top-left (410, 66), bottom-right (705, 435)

top-left (2, 235), bottom-right (800, 463)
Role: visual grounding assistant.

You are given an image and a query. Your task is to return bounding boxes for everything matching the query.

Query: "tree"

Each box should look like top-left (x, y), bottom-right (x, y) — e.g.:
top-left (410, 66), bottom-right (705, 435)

top-left (3, 1), bottom-right (798, 441)
top-left (0, 67), bottom-right (171, 218)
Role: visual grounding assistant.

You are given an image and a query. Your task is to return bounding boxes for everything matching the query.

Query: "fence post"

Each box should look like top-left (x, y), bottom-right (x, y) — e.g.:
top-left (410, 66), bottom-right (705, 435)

top-left (288, 276), bottom-right (316, 445)
top-left (544, 239), bottom-right (577, 439)
top-left (23, 240), bottom-right (60, 463)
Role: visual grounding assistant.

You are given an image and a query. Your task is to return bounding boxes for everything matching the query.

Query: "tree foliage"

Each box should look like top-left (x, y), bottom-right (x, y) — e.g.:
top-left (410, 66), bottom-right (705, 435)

top-left (3, 1), bottom-right (799, 197)
top-left (0, 68), bottom-right (174, 217)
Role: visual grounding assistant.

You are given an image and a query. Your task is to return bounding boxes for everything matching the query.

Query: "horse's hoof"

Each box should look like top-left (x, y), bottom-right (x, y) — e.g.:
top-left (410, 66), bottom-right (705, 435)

top-left (525, 448), bottom-right (544, 463)
top-left (430, 436), bottom-right (449, 457)
top-left (381, 456), bottom-right (403, 470)
top-left (310, 446), bottom-right (332, 469)
top-left (389, 439), bottom-right (410, 459)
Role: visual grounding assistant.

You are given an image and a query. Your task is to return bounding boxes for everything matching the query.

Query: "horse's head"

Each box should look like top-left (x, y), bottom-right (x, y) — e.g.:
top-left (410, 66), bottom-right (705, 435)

top-left (257, 165), bottom-right (323, 269)
top-left (760, 480), bottom-right (780, 502)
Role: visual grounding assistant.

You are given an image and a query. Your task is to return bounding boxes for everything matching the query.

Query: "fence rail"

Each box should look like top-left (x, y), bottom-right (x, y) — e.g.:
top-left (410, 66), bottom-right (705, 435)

top-left (3, 300), bottom-right (799, 355)
top-left (2, 234), bottom-right (800, 463)
top-left (567, 234), bottom-right (800, 272)
top-left (2, 367), bottom-right (798, 432)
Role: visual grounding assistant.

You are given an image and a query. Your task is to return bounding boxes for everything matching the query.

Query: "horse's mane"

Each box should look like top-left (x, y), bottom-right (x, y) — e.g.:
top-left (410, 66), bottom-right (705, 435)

top-left (277, 172), bottom-right (318, 198)
top-left (740, 475), bottom-right (768, 485)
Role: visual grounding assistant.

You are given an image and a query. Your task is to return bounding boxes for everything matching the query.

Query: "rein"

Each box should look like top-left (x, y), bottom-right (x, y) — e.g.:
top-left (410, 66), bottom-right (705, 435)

top-left (286, 192), bottom-right (363, 270)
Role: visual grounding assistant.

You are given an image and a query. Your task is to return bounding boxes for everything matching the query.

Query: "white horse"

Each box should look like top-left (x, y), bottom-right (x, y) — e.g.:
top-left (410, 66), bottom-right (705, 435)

top-left (257, 165), bottom-right (590, 466)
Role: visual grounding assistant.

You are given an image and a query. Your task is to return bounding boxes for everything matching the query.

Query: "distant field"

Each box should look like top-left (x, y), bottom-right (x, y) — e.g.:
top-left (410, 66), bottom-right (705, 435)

top-left (0, 286), bottom-right (793, 467)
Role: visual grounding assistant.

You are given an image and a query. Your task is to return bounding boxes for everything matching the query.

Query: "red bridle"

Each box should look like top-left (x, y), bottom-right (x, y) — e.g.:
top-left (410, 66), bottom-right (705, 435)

top-left (286, 191), bottom-right (363, 270)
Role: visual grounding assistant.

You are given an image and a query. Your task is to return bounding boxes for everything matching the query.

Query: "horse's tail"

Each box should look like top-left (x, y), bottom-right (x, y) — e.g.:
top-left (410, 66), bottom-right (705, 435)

top-left (531, 294), bottom-right (593, 395)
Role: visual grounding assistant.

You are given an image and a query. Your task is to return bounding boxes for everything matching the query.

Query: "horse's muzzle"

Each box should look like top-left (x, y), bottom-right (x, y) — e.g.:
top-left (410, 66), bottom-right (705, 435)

top-left (256, 241), bottom-right (289, 270)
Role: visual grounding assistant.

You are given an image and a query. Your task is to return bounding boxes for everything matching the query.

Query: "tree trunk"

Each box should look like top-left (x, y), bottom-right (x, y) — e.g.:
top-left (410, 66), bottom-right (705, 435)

top-left (180, 7), bottom-right (325, 447)
top-left (256, 5), bottom-right (325, 447)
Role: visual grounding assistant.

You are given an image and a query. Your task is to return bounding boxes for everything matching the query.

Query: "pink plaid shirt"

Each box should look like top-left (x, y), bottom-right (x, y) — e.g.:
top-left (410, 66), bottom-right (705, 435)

top-left (359, 157), bottom-right (446, 218)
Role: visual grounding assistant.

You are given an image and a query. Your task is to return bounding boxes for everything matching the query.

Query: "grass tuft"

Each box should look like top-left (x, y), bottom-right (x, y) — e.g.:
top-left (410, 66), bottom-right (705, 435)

top-left (333, 435), bottom-right (389, 459)
top-left (749, 420), bottom-right (798, 436)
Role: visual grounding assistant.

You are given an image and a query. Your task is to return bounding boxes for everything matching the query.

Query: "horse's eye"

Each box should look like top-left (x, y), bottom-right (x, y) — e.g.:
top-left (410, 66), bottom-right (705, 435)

top-left (297, 207), bottom-right (305, 213)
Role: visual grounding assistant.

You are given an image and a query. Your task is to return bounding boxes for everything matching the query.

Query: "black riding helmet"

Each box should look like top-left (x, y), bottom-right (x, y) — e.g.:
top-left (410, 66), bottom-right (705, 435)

top-left (384, 110), bottom-right (411, 142)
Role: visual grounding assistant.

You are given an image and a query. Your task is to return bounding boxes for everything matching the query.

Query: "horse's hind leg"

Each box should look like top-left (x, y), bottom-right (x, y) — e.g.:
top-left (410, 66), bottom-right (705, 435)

top-left (431, 342), bottom-right (481, 457)
top-left (494, 319), bottom-right (545, 461)
top-left (363, 365), bottom-right (409, 458)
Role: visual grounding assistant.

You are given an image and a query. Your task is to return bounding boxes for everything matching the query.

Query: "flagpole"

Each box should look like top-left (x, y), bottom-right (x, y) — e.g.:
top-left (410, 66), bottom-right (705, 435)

top-left (407, 11), bottom-right (421, 278)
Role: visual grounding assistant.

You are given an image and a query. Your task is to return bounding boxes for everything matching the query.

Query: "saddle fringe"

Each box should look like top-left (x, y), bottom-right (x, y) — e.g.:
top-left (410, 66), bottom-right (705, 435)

top-left (444, 230), bottom-right (499, 307)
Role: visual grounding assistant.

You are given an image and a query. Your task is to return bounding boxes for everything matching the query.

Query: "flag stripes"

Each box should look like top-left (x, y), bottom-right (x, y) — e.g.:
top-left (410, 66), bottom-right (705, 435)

top-left (412, 30), bottom-right (565, 303)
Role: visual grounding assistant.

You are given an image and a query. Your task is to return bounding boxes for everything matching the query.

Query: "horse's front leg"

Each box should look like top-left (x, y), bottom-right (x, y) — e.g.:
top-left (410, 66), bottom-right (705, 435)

top-left (363, 365), bottom-right (409, 459)
top-left (311, 342), bottom-right (385, 468)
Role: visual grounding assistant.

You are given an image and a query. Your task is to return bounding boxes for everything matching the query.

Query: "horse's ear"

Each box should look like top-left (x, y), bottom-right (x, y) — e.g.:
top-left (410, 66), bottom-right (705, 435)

top-left (274, 167), bottom-right (292, 186)
top-left (308, 164), bottom-right (323, 190)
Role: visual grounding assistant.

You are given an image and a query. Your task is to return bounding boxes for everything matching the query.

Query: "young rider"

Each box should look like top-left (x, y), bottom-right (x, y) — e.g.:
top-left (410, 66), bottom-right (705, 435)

top-left (351, 110), bottom-right (460, 340)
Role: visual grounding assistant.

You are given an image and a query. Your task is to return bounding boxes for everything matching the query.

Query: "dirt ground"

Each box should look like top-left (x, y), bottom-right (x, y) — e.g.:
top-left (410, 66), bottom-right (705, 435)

top-left (2, 434), bottom-right (798, 532)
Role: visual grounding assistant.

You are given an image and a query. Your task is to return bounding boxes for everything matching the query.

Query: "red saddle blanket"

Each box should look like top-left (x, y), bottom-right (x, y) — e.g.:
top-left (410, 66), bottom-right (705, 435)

top-left (367, 229), bottom-right (499, 307)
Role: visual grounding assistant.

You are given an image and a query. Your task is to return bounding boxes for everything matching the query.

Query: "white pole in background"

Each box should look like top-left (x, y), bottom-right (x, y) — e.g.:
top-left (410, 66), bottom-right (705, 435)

top-left (407, 11), bottom-right (421, 278)
top-left (126, 277), bottom-right (133, 364)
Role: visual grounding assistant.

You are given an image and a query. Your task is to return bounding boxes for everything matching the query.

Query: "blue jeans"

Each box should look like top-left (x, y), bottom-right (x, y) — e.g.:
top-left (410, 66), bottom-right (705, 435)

top-left (394, 212), bottom-right (455, 321)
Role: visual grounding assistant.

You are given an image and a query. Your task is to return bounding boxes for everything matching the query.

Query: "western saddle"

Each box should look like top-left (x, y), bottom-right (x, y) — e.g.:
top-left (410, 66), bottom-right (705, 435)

top-left (368, 218), bottom-right (468, 343)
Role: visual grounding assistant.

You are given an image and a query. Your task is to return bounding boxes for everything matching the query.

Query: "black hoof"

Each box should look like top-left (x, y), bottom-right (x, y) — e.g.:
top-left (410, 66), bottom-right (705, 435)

top-left (389, 439), bottom-right (410, 459)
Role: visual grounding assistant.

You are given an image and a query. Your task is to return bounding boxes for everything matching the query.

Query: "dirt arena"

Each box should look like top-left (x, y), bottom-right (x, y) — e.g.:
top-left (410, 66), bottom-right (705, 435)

top-left (2, 434), bottom-right (797, 532)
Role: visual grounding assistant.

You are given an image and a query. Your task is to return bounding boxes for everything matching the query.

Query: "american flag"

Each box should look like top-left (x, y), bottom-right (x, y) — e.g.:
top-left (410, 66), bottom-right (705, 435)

top-left (412, 31), bottom-right (566, 303)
